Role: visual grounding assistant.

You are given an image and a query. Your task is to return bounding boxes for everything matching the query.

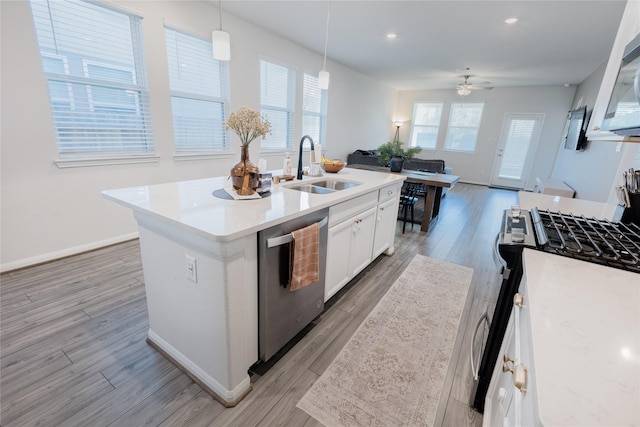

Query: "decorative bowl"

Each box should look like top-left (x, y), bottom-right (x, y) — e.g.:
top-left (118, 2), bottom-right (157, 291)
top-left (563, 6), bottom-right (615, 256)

top-left (322, 161), bottom-right (346, 173)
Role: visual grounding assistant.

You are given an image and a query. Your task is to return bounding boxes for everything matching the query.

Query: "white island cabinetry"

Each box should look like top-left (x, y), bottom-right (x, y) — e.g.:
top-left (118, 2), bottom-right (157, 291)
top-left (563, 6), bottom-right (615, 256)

top-left (102, 168), bottom-right (405, 408)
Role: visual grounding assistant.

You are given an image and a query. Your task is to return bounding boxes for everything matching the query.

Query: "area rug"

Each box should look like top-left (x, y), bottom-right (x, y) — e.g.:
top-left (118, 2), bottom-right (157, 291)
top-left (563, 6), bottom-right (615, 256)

top-left (297, 254), bottom-right (473, 426)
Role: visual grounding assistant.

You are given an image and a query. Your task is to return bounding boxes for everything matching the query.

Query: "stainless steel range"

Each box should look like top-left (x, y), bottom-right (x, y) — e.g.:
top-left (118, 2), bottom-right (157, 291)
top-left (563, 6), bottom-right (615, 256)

top-left (471, 205), bottom-right (640, 412)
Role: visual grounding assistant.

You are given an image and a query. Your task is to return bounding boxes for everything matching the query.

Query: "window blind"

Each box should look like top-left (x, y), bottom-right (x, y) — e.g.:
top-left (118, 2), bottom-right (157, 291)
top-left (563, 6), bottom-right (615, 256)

top-left (30, 0), bottom-right (154, 155)
top-left (444, 103), bottom-right (484, 152)
top-left (260, 60), bottom-right (295, 150)
top-left (302, 73), bottom-right (328, 146)
top-left (165, 27), bottom-right (230, 153)
top-left (410, 102), bottom-right (443, 149)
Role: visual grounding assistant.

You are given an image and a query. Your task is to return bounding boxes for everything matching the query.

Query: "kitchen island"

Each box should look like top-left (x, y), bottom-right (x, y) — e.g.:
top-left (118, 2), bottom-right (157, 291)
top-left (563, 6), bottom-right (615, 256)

top-left (102, 168), bottom-right (405, 406)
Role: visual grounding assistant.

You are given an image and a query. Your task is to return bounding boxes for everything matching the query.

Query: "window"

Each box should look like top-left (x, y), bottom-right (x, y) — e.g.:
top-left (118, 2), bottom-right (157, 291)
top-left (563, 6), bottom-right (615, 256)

top-left (444, 103), bottom-right (484, 152)
top-left (30, 0), bottom-right (154, 158)
top-left (260, 60), bottom-right (295, 150)
top-left (409, 103), bottom-right (443, 149)
top-left (302, 73), bottom-right (328, 146)
top-left (165, 27), bottom-right (230, 154)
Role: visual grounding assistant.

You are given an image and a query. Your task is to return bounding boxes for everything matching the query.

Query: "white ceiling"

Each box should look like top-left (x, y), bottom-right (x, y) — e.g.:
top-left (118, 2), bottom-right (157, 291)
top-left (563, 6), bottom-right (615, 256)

top-left (220, 0), bottom-right (626, 91)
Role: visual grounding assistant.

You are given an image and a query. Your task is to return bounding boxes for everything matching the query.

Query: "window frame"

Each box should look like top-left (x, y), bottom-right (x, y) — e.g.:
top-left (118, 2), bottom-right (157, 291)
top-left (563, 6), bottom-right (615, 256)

top-left (302, 73), bottom-right (328, 147)
top-left (164, 26), bottom-right (231, 159)
top-left (260, 59), bottom-right (296, 152)
top-left (409, 102), bottom-right (444, 150)
top-left (443, 102), bottom-right (485, 153)
top-left (30, 0), bottom-right (157, 168)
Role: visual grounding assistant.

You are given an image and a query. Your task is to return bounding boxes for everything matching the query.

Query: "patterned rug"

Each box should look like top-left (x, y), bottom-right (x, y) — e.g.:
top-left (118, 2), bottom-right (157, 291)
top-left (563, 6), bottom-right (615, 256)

top-left (297, 255), bottom-right (473, 426)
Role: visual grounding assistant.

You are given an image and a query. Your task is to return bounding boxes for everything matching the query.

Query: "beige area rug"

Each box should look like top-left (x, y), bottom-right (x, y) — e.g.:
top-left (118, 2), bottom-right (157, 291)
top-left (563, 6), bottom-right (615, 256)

top-left (297, 254), bottom-right (473, 426)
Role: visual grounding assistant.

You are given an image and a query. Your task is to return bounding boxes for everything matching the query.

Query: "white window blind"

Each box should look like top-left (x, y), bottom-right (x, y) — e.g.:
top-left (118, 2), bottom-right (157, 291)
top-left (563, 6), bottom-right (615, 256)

top-left (165, 27), bottom-right (230, 153)
top-left (302, 73), bottom-right (328, 146)
top-left (444, 103), bottom-right (484, 152)
top-left (260, 60), bottom-right (295, 150)
top-left (409, 102), bottom-right (443, 149)
top-left (30, 0), bottom-right (154, 156)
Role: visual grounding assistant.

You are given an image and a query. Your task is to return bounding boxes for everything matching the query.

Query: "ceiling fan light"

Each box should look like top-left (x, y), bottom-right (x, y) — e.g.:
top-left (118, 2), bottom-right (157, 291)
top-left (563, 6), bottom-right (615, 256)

top-left (458, 86), bottom-right (471, 96)
top-left (212, 30), bottom-right (230, 61)
top-left (318, 69), bottom-right (330, 90)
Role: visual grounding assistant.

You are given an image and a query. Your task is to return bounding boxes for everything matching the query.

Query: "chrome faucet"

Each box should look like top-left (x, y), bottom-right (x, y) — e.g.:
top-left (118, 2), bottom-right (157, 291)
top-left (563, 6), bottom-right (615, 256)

top-left (297, 135), bottom-right (315, 180)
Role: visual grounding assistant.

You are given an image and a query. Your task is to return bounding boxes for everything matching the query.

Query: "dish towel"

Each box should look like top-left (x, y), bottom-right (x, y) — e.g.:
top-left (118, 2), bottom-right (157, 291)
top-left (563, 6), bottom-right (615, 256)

top-left (289, 222), bottom-right (320, 291)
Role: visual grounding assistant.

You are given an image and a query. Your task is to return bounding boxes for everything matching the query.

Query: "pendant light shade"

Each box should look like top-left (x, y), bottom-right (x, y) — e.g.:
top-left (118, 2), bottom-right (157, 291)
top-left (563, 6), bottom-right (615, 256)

top-left (319, 0), bottom-right (331, 90)
top-left (318, 69), bottom-right (330, 90)
top-left (212, 0), bottom-right (230, 61)
top-left (212, 30), bottom-right (230, 61)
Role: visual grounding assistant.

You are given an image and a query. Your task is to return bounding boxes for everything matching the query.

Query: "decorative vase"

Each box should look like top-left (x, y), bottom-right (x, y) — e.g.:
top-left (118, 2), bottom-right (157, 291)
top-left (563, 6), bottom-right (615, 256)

top-left (230, 145), bottom-right (259, 195)
top-left (390, 156), bottom-right (404, 172)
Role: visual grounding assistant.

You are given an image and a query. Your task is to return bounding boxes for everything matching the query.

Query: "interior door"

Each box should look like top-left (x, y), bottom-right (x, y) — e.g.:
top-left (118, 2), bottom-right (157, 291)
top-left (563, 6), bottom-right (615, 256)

top-left (490, 114), bottom-right (545, 190)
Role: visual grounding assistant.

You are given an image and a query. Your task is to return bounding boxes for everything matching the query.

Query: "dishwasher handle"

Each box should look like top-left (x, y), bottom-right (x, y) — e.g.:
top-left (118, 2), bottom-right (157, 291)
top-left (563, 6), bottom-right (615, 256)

top-left (266, 216), bottom-right (328, 248)
top-left (493, 233), bottom-right (507, 272)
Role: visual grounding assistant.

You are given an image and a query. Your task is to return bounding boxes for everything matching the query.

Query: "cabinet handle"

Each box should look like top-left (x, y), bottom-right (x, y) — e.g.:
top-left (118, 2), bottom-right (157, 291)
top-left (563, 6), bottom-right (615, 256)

top-left (502, 353), bottom-right (515, 373)
top-left (513, 364), bottom-right (528, 393)
top-left (387, 190), bottom-right (393, 195)
top-left (513, 293), bottom-right (525, 308)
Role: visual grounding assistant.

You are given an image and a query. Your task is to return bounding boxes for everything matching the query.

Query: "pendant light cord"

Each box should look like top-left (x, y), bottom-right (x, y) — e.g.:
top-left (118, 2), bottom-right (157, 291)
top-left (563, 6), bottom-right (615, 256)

top-left (218, 0), bottom-right (223, 31)
top-left (322, 0), bottom-right (331, 70)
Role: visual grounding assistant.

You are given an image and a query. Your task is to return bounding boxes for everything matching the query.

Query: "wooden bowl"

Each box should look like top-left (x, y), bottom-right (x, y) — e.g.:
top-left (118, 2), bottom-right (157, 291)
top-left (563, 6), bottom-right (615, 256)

top-left (322, 161), bottom-right (345, 173)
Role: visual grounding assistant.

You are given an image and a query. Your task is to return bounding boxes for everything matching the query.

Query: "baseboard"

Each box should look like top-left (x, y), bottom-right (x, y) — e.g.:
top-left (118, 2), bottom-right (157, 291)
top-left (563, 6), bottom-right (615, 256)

top-left (1, 232), bottom-right (139, 273)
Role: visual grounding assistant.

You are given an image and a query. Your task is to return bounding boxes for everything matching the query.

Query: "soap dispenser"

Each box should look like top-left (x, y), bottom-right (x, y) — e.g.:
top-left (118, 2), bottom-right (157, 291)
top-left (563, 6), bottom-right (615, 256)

top-left (283, 152), bottom-right (292, 175)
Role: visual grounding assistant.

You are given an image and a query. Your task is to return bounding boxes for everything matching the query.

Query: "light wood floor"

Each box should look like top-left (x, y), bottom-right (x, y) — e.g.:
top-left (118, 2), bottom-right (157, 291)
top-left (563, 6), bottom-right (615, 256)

top-left (0, 183), bottom-right (518, 426)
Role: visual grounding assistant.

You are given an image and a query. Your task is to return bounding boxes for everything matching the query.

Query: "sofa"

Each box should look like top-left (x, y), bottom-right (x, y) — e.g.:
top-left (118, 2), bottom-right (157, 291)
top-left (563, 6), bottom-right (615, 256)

top-left (346, 150), bottom-right (453, 196)
top-left (346, 150), bottom-right (452, 175)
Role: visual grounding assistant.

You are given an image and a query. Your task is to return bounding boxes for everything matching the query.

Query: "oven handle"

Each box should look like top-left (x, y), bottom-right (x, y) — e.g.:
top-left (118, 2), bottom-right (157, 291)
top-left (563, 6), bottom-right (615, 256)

top-left (493, 233), bottom-right (507, 271)
top-left (470, 311), bottom-right (491, 381)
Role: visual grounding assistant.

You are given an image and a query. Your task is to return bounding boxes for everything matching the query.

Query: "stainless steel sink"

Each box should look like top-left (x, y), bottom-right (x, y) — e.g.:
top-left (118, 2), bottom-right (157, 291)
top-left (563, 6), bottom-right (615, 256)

top-left (312, 180), bottom-right (360, 190)
top-left (285, 183), bottom-right (337, 194)
top-left (284, 179), bottom-right (360, 194)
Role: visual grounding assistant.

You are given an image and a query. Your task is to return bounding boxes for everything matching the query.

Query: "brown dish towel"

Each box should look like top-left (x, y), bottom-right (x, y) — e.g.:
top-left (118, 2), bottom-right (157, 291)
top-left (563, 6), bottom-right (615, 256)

top-left (289, 222), bottom-right (320, 291)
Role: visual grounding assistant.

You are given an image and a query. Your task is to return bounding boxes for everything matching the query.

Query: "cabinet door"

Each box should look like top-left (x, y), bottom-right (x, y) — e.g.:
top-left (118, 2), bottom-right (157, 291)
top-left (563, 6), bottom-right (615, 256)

top-left (349, 206), bottom-right (377, 277)
top-left (484, 308), bottom-right (517, 427)
top-left (372, 198), bottom-right (397, 258)
top-left (325, 218), bottom-right (353, 301)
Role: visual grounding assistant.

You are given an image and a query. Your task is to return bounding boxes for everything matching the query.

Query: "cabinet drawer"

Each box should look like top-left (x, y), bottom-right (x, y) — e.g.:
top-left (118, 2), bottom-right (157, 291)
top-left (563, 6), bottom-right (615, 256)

top-left (329, 191), bottom-right (378, 226)
top-left (378, 183), bottom-right (400, 203)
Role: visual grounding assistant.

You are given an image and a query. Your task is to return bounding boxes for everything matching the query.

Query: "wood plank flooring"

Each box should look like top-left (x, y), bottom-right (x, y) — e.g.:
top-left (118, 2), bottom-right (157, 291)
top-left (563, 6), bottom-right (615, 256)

top-left (0, 183), bottom-right (518, 426)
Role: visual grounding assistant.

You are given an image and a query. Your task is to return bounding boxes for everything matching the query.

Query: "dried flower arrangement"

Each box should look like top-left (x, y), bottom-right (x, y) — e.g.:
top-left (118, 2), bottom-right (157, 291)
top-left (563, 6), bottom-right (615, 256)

top-left (226, 107), bottom-right (272, 146)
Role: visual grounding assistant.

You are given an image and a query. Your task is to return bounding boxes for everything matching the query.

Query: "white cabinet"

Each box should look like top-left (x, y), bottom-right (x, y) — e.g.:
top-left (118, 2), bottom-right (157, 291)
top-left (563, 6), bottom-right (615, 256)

top-left (484, 282), bottom-right (541, 427)
top-left (587, 1), bottom-right (640, 143)
top-left (372, 197), bottom-right (397, 258)
top-left (325, 183), bottom-right (402, 302)
top-left (372, 183), bottom-right (402, 258)
top-left (325, 206), bottom-right (377, 301)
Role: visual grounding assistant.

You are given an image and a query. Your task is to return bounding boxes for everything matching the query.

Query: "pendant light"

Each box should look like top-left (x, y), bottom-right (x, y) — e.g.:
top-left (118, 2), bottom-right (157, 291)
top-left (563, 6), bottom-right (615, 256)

top-left (212, 0), bottom-right (230, 61)
top-left (318, 0), bottom-right (331, 90)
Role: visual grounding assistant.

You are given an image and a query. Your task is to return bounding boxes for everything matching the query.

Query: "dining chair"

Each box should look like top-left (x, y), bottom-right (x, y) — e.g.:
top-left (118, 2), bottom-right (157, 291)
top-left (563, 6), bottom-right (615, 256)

top-left (398, 182), bottom-right (423, 233)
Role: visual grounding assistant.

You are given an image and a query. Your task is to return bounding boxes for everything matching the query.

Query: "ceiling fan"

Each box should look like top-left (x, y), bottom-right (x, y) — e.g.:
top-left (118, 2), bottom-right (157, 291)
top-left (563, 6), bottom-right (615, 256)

top-left (456, 75), bottom-right (493, 95)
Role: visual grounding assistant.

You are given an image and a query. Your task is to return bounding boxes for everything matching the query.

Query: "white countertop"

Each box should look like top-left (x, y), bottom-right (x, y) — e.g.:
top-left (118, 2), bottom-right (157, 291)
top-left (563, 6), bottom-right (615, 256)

top-left (103, 168), bottom-right (405, 242)
top-left (518, 191), bottom-right (622, 220)
top-left (523, 249), bottom-right (640, 426)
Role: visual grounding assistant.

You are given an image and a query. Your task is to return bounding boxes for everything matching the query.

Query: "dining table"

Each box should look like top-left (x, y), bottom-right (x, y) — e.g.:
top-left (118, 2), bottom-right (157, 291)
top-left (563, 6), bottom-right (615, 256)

top-left (347, 164), bottom-right (460, 232)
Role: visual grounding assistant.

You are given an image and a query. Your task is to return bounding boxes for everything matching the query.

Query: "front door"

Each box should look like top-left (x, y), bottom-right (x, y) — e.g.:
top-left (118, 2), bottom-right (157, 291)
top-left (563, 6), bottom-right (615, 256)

top-left (490, 113), bottom-right (544, 189)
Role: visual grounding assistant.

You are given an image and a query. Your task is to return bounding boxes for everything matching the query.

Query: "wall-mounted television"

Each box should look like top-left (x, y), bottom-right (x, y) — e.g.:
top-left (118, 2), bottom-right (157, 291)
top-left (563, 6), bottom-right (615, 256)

top-left (563, 106), bottom-right (590, 151)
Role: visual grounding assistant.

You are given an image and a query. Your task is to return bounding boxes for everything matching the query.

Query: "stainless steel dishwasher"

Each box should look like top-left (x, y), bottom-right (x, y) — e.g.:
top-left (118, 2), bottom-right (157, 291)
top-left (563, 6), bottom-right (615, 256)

top-left (257, 208), bottom-right (328, 362)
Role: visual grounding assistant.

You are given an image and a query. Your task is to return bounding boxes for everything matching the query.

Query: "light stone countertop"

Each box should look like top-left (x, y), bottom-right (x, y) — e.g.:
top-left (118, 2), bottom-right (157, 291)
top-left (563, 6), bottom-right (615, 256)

top-left (523, 249), bottom-right (640, 426)
top-left (518, 191), bottom-right (622, 220)
top-left (103, 168), bottom-right (405, 242)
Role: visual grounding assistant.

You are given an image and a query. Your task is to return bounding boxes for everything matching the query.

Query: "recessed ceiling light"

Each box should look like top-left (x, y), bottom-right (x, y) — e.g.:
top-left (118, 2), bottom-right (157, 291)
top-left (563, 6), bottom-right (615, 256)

top-left (386, 33), bottom-right (397, 39)
top-left (505, 17), bottom-right (518, 24)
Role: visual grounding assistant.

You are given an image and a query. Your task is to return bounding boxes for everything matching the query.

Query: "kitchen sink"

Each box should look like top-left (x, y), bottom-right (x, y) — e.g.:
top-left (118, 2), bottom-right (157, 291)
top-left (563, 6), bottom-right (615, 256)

top-left (312, 180), bottom-right (360, 190)
top-left (284, 179), bottom-right (361, 194)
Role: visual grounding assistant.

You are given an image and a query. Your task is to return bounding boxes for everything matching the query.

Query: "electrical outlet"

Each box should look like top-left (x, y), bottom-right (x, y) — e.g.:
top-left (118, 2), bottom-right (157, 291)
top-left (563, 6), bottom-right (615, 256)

top-left (185, 255), bottom-right (197, 283)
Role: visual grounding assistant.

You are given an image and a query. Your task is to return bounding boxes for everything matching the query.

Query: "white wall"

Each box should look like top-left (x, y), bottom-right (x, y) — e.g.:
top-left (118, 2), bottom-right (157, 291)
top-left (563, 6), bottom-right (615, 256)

top-left (395, 86), bottom-right (576, 188)
top-left (0, 0), bottom-right (396, 271)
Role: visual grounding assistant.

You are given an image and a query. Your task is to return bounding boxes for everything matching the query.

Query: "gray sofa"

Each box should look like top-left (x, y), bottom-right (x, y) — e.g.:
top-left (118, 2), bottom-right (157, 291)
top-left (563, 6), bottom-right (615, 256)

top-left (346, 150), bottom-right (453, 196)
top-left (346, 150), bottom-right (452, 175)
